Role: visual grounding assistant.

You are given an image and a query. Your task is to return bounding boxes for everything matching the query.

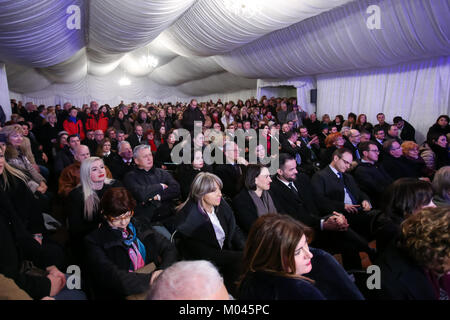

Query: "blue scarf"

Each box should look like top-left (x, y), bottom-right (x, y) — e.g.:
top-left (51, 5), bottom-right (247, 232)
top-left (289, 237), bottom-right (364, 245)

top-left (122, 222), bottom-right (147, 270)
top-left (69, 116), bottom-right (77, 123)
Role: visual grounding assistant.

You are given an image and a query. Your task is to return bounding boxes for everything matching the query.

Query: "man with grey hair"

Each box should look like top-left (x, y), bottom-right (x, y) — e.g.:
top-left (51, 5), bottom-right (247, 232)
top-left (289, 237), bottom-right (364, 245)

top-left (147, 260), bottom-right (229, 300)
top-left (106, 140), bottom-right (135, 180)
top-left (344, 129), bottom-right (362, 161)
top-left (123, 144), bottom-right (180, 230)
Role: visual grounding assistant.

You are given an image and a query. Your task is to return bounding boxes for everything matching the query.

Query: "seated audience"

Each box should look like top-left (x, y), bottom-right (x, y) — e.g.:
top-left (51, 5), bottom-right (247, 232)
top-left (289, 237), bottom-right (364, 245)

top-left (175, 172), bottom-right (245, 295)
top-left (320, 132), bottom-right (345, 168)
top-left (355, 114), bottom-right (373, 133)
top-left (127, 125), bottom-right (145, 150)
top-left (381, 139), bottom-right (417, 180)
top-left (147, 260), bottom-right (229, 300)
top-left (431, 166), bottom-right (450, 206)
top-left (62, 107), bottom-right (85, 141)
top-left (343, 129), bottom-right (362, 162)
top-left (376, 206), bottom-right (450, 300)
top-left (386, 124), bottom-right (403, 144)
top-left (237, 214), bottom-right (364, 300)
top-left (155, 130), bottom-right (177, 170)
top-left (401, 141), bottom-right (431, 179)
top-left (84, 187), bottom-right (177, 299)
top-left (373, 112), bottom-right (390, 134)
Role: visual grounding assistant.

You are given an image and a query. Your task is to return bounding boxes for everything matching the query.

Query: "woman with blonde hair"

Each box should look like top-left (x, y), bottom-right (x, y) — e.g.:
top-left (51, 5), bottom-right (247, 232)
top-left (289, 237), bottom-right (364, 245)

top-left (2, 124), bottom-right (47, 195)
top-left (66, 157), bottom-right (121, 263)
top-left (175, 172), bottom-right (245, 295)
top-left (238, 214), bottom-right (363, 300)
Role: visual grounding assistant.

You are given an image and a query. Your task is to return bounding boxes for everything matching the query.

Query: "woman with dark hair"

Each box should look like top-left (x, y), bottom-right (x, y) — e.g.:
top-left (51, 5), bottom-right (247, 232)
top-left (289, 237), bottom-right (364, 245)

top-left (237, 214), bottom-right (363, 300)
top-left (332, 115), bottom-right (344, 132)
top-left (154, 125), bottom-right (166, 149)
top-left (355, 114), bottom-right (373, 133)
top-left (175, 149), bottom-right (213, 200)
top-left (84, 187), bottom-right (177, 299)
top-left (343, 112), bottom-right (357, 129)
top-left (426, 115), bottom-right (450, 142)
top-left (232, 164), bottom-right (277, 235)
top-left (420, 133), bottom-right (449, 173)
top-left (374, 178), bottom-right (436, 254)
top-left (111, 109), bottom-right (133, 136)
top-left (155, 130), bottom-right (177, 170)
top-left (376, 206), bottom-right (450, 300)
top-left (174, 172), bottom-right (245, 295)
top-left (145, 129), bottom-right (158, 153)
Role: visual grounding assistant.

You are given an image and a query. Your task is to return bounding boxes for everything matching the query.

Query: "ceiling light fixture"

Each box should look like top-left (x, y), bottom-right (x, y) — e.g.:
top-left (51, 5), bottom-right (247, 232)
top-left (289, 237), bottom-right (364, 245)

top-left (223, 0), bottom-right (262, 19)
top-left (119, 76), bottom-right (131, 86)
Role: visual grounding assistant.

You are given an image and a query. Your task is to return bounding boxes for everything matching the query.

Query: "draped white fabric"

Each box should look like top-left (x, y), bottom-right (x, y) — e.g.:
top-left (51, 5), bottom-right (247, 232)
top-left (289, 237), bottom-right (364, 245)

top-left (316, 56), bottom-right (450, 143)
top-left (158, 0), bottom-right (353, 57)
top-left (214, 0), bottom-right (450, 78)
top-left (0, 64), bottom-right (11, 121)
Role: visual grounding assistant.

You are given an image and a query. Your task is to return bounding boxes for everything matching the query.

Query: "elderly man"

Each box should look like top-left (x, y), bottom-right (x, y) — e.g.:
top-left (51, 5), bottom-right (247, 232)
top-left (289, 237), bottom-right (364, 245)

top-left (123, 145), bottom-right (180, 228)
top-left (127, 125), bottom-right (145, 149)
top-left (106, 140), bottom-right (135, 180)
top-left (343, 129), bottom-right (362, 161)
top-left (58, 145), bottom-right (112, 198)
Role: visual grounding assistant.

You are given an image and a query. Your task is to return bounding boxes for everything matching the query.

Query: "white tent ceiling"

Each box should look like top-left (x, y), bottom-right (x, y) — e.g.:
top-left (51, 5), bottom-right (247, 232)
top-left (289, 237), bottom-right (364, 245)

top-left (0, 0), bottom-right (449, 99)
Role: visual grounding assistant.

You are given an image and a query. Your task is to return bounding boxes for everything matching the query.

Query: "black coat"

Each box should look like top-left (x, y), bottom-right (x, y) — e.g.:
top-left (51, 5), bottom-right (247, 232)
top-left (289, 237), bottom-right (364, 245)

top-left (311, 166), bottom-right (370, 215)
top-left (175, 199), bottom-right (245, 292)
top-left (213, 163), bottom-right (246, 199)
top-left (54, 146), bottom-right (74, 177)
top-left (238, 271), bottom-right (326, 300)
top-left (269, 174), bottom-right (323, 230)
top-left (353, 162), bottom-right (393, 208)
top-left (427, 123), bottom-right (450, 142)
top-left (380, 154), bottom-right (418, 181)
top-left (106, 153), bottom-right (136, 181)
top-left (127, 133), bottom-right (146, 150)
top-left (84, 220), bottom-right (177, 299)
top-left (181, 107), bottom-right (205, 132)
top-left (376, 242), bottom-right (436, 300)
top-left (399, 121), bottom-right (416, 142)
top-left (155, 142), bottom-right (175, 169)
top-left (176, 164), bottom-right (213, 201)
top-left (231, 189), bottom-right (260, 235)
top-left (343, 141), bottom-right (361, 161)
top-left (0, 191), bottom-right (51, 299)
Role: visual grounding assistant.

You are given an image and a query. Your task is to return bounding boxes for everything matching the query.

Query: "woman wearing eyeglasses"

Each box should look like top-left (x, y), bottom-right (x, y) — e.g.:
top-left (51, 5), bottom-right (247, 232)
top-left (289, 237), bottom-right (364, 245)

top-left (67, 157), bottom-right (122, 264)
top-left (237, 214), bottom-right (363, 300)
top-left (84, 187), bottom-right (177, 299)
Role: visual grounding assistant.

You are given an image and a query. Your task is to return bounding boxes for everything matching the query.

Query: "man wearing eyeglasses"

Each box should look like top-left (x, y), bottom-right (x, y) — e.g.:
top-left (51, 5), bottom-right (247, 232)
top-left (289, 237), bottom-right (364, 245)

top-left (353, 141), bottom-right (394, 209)
top-left (311, 148), bottom-right (376, 243)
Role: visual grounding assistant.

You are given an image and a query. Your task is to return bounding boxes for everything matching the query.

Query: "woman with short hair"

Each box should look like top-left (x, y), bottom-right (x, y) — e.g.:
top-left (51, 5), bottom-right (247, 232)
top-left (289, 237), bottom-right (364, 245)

top-left (175, 172), bottom-right (245, 295)
top-left (432, 166), bottom-right (450, 206)
top-left (84, 187), bottom-right (177, 299)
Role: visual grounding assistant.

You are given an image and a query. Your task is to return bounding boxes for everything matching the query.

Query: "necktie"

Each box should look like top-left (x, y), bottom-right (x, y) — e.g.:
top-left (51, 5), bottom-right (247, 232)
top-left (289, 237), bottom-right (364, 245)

top-left (288, 182), bottom-right (296, 191)
top-left (355, 149), bottom-right (361, 160)
top-left (295, 153), bottom-right (302, 165)
top-left (337, 173), bottom-right (357, 205)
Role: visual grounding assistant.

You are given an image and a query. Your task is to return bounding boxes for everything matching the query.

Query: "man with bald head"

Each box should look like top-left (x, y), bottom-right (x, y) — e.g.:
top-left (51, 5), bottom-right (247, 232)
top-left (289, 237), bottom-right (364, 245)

top-left (58, 145), bottom-right (112, 198)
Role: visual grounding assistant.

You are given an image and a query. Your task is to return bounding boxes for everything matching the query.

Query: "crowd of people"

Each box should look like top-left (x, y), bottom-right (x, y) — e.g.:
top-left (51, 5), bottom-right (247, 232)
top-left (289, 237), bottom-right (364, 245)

top-left (0, 96), bottom-right (449, 300)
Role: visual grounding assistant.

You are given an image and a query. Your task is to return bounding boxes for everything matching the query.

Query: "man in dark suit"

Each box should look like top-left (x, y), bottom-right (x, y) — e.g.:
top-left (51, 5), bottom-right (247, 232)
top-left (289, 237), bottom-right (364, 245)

top-left (373, 127), bottom-right (386, 161)
top-left (270, 153), bottom-right (374, 270)
top-left (386, 124), bottom-right (403, 144)
top-left (54, 134), bottom-right (79, 177)
top-left (106, 140), bottom-right (136, 180)
top-left (181, 99), bottom-right (204, 133)
top-left (393, 116), bottom-right (416, 142)
top-left (343, 129), bottom-right (362, 162)
top-left (311, 148), bottom-right (375, 241)
top-left (280, 131), bottom-right (302, 167)
top-left (353, 141), bottom-right (394, 209)
top-left (374, 112), bottom-right (390, 134)
top-left (127, 125), bottom-right (145, 149)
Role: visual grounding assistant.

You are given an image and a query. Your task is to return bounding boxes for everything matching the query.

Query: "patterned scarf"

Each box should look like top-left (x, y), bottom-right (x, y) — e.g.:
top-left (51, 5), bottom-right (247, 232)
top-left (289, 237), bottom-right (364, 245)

top-left (122, 222), bottom-right (146, 272)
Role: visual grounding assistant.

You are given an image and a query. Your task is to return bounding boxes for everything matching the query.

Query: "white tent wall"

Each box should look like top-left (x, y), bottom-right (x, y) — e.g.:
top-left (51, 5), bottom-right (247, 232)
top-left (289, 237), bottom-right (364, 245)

top-left (316, 56), bottom-right (450, 144)
top-left (0, 63), bottom-right (11, 121)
